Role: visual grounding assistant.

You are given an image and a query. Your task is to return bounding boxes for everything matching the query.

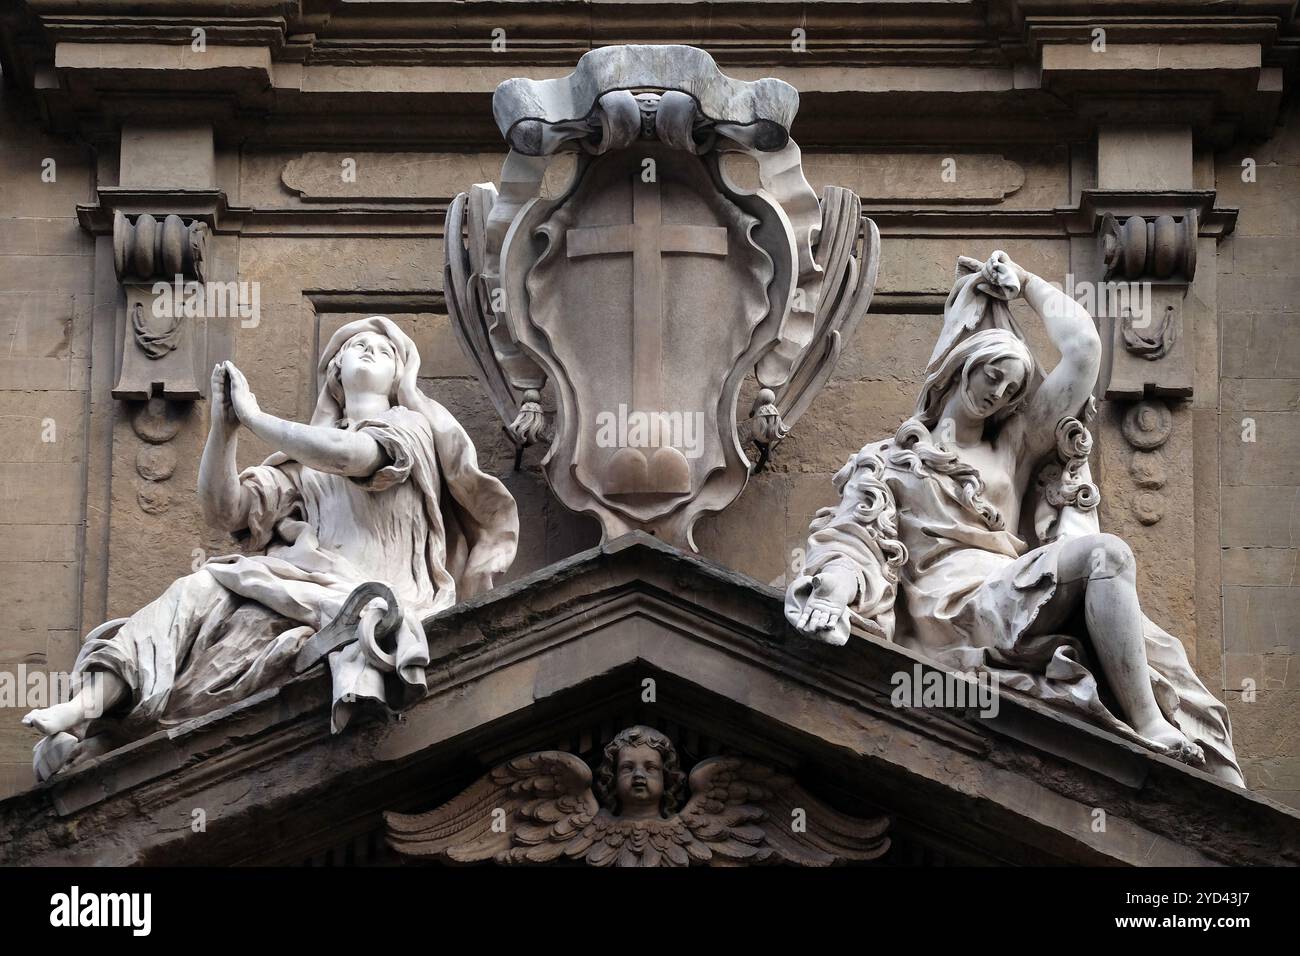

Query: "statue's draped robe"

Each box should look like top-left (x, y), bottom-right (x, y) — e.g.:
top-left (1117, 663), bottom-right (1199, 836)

top-left (787, 262), bottom-right (1244, 787)
top-left (888, 430), bottom-right (1239, 784)
top-left (68, 316), bottom-right (518, 744)
top-left (76, 406), bottom-right (472, 733)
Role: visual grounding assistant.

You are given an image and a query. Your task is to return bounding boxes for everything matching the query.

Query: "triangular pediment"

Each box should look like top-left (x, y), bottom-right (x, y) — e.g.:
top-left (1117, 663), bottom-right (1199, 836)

top-left (1, 534), bottom-right (1295, 866)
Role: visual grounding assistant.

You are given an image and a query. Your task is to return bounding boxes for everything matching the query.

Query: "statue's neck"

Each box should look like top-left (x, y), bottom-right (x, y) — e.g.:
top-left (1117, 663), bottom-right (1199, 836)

top-left (619, 803), bottom-right (661, 821)
top-left (343, 393), bottom-right (392, 424)
top-left (937, 393), bottom-right (985, 447)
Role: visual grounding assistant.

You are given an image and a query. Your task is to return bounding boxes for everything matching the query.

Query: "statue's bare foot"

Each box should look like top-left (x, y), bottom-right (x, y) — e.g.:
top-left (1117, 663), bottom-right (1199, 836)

top-left (22, 700), bottom-right (85, 737)
top-left (1140, 717), bottom-right (1205, 767)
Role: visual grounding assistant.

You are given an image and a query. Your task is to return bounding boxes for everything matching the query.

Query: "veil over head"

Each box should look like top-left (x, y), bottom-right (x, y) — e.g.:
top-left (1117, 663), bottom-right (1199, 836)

top-left (928, 254), bottom-right (1038, 371)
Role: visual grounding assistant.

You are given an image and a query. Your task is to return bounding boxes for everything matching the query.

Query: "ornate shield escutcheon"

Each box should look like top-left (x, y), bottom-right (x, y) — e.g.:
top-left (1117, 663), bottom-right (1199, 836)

top-left (445, 46), bottom-right (880, 550)
top-left (501, 144), bottom-right (790, 538)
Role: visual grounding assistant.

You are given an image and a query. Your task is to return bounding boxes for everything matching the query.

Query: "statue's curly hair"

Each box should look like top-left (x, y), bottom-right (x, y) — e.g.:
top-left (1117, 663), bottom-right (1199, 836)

top-left (594, 725), bottom-right (687, 816)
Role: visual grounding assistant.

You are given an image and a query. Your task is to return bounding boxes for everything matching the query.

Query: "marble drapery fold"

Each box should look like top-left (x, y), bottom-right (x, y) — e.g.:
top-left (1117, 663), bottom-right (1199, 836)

top-left (786, 261), bottom-right (1243, 786)
top-left (67, 317), bottom-right (517, 757)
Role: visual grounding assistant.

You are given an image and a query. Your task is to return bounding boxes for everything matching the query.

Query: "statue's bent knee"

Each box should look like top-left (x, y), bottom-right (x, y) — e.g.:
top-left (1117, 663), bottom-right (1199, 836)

top-left (1086, 533), bottom-right (1135, 580)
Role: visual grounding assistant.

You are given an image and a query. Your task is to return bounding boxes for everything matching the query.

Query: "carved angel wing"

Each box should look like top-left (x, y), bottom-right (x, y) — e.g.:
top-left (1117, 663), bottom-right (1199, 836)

top-left (757, 189), bottom-right (881, 438)
top-left (677, 756), bottom-right (889, 866)
top-left (384, 750), bottom-right (598, 864)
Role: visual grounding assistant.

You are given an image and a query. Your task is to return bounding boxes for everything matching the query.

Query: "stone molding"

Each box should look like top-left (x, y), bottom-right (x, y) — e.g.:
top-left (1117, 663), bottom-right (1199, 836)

top-left (1, 535), bottom-right (1295, 866)
top-left (3, 2), bottom-right (1290, 148)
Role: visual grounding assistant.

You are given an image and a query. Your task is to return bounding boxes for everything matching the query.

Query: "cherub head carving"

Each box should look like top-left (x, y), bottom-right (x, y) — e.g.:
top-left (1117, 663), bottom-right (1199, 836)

top-left (387, 725), bottom-right (891, 865)
top-left (594, 725), bottom-right (687, 819)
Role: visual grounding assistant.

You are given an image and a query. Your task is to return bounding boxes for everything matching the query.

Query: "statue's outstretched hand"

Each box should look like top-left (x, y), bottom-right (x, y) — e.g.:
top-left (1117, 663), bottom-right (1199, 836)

top-left (223, 362), bottom-right (262, 425)
top-left (796, 566), bottom-right (858, 634)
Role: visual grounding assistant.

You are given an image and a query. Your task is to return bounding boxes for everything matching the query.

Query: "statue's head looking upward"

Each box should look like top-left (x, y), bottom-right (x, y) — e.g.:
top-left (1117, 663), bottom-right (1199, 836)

top-left (325, 328), bottom-right (404, 415)
top-left (595, 725), bottom-right (686, 819)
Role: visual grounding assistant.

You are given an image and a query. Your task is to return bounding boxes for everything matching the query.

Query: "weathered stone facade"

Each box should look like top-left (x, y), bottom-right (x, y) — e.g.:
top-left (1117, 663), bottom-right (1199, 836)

top-left (0, 1), bottom-right (1296, 824)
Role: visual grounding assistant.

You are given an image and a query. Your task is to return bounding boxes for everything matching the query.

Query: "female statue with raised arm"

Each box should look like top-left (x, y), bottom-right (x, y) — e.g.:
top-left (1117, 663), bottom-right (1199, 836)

top-left (786, 252), bottom-right (1242, 785)
top-left (23, 316), bottom-right (518, 779)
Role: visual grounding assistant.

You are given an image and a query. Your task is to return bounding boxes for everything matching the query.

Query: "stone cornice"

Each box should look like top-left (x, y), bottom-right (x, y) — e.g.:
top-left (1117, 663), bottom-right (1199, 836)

top-left (1, 1), bottom-right (1294, 149)
top-left (68, 189), bottom-right (1239, 246)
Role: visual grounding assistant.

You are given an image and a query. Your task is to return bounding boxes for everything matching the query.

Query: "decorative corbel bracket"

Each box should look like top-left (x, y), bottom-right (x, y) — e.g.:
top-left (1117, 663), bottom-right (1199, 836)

top-left (1098, 207), bottom-right (1195, 398)
top-left (110, 210), bottom-right (209, 400)
top-left (1065, 189), bottom-right (1235, 401)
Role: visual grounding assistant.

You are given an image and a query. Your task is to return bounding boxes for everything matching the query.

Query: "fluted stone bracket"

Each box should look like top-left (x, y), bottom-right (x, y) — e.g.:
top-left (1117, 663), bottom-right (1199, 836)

top-left (1068, 189), bottom-right (1234, 400)
top-left (110, 210), bottom-right (209, 401)
top-left (1098, 207), bottom-right (1196, 398)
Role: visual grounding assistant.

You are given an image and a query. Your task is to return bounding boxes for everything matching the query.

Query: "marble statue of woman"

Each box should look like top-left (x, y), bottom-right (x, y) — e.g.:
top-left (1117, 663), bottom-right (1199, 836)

top-left (785, 252), bottom-right (1243, 786)
top-left (23, 316), bottom-right (518, 779)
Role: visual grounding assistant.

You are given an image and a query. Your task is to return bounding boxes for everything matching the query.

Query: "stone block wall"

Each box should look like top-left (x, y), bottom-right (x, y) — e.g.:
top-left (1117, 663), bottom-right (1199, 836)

top-left (0, 84), bottom-right (95, 795)
top-left (1215, 103), bottom-right (1300, 806)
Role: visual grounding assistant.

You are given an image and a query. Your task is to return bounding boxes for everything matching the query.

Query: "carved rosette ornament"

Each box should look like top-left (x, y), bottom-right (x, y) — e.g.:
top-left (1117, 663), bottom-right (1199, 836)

top-left (386, 725), bottom-right (889, 866)
top-left (1121, 399), bottom-right (1174, 525)
top-left (129, 393), bottom-right (189, 514)
top-left (446, 45), bottom-right (880, 549)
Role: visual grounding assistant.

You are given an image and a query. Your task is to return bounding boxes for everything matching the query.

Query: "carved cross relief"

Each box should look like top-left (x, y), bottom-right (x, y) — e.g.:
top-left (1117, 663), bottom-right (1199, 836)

top-left (565, 176), bottom-right (727, 496)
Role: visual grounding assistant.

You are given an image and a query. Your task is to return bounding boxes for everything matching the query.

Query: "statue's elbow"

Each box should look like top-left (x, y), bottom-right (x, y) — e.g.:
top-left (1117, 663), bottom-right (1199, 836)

top-left (201, 499), bottom-right (244, 534)
top-left (346, 441), bottom-right (391, 479)
top-left (1070, 326), bottom-right (1103, 366)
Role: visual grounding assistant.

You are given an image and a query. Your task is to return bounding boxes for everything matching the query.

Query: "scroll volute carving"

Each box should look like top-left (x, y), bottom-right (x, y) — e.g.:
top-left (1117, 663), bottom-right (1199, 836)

top-left (1100, 211), bottom-right (1197, 284)
top-left (111, 210), bottom-right (209, 401)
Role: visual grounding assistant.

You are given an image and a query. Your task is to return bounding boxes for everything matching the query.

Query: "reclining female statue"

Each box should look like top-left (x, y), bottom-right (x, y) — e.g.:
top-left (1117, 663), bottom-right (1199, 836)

top-left (24, 316), bottom-right (518, 779)
top-left (785, 252), bottom-right (1243, 786)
